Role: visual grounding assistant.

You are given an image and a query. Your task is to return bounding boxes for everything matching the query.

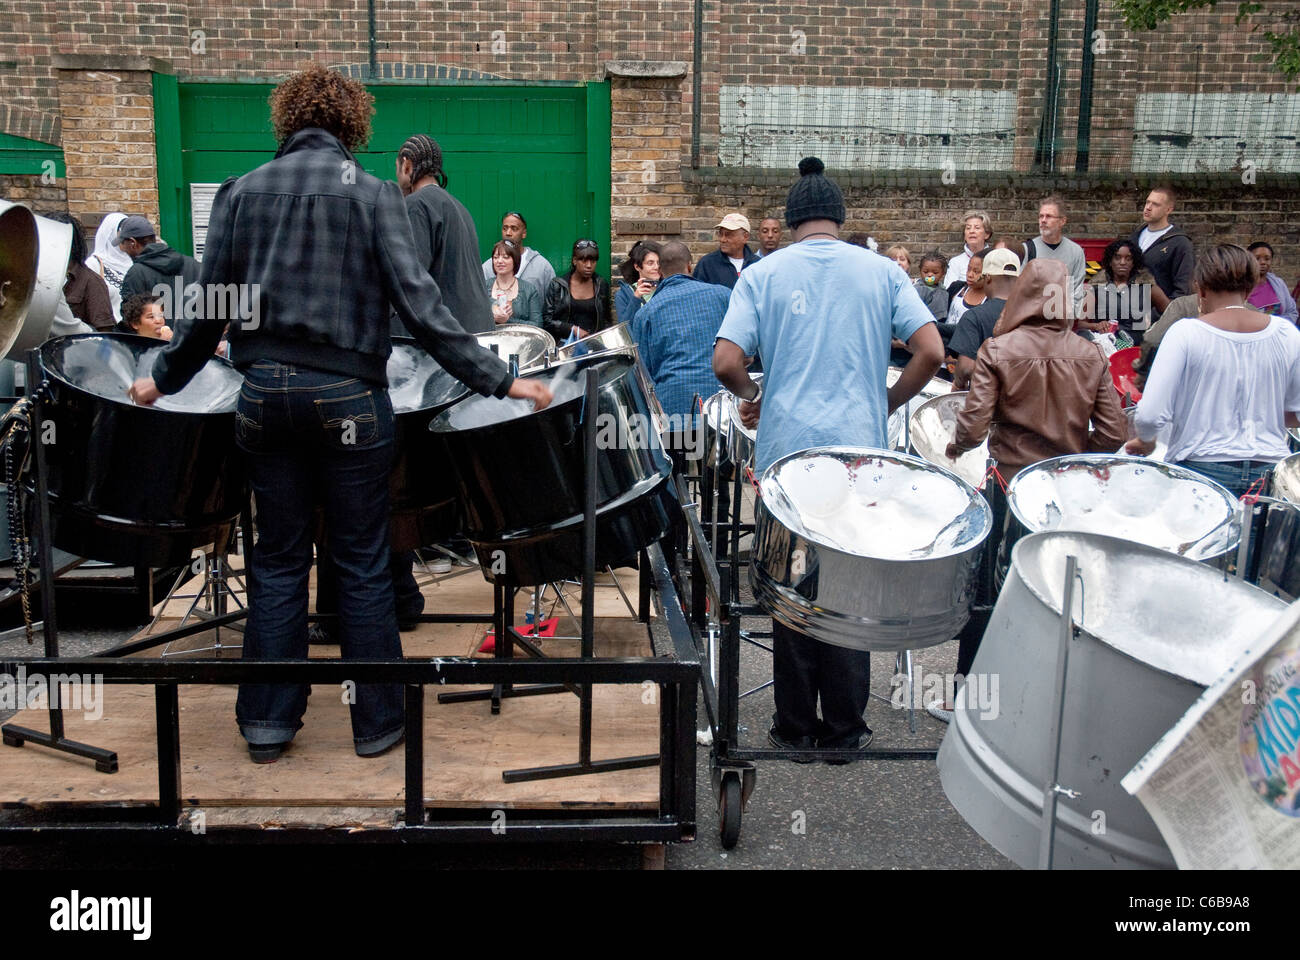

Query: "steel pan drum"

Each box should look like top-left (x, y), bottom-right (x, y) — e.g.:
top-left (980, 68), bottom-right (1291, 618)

top-left (750, 447), bottom-right (992, 651)
top-left (0, 199), bottom-right (67, 360)
top-left (387, 338), bottom-right (471, 550)
top-left (937, 530), bottom-right (1287, 869)
top-left (702, 373), bottom-right (762, 470)
top-left (886, 368), bottom-right (951, 450)
top-left (1271, 451), bottom-right (1300, 504)
top-left (36, 334), bottom-right (247, 566)
top-left (552, 321), bottom-right (635, 360)
top-left (907, 392), bottom-right (990, 489)
top-left (1007, 455), bottom-right (1239, 562)
top-left (475, 325), bottom-right (554, 370)
top-left (550, 323), bottom-right (670, 439)
top-left (430, 353), bottom-right (674, 585)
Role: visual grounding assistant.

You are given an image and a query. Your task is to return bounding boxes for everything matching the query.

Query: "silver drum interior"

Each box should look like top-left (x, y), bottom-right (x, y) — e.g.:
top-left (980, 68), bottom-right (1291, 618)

top-left (750, 447), bottom-right (992, 651)
top-left (475, 324), bottom-right (555, 369)
top-left (886, 368), bottom-right (950, 450)
top-left (1271, 451), bottom-right (1300, 504)
top-left (55, 334), bottom-right (242, 413)
top-left (1007, 454), bottom-right (1240, 561)
top-left (907, 392), bottom-right (990, 489)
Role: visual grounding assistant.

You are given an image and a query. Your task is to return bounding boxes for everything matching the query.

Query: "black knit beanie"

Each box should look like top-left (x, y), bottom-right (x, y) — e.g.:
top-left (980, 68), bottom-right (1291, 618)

top-left (784, 157), bottom-right (845, 229)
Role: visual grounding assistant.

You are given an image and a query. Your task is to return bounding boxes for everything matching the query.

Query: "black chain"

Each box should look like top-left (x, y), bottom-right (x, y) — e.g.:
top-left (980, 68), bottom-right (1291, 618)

top-left (2, 391), bottom-right (40, 643)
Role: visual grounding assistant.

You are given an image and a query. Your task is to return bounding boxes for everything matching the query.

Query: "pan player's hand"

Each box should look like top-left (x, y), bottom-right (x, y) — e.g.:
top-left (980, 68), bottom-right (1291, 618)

top-left (128, 377), bottom-right (162, 406)
top-left (1124, 436), bottom-right (1156, 457)
top-left (508, 378), bottom-right (553, 412)
top-left (738, 396), bottom-right (761, 430)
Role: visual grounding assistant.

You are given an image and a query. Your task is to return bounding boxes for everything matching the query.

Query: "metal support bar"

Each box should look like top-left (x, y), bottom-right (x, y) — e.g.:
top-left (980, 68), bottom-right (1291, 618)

top-left (403, 683), bottom-right (424, 827)
top-left (155, 683), bottom-right (181, 825)
top-left (1038, 554), bottom-right (1078, 870)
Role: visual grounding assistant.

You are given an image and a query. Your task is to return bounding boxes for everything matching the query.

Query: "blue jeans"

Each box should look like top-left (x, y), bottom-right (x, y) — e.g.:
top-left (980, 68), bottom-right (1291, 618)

top-left (233, 361), bottom-right (403, 749)
top-left (1175, 459), bottom-right (1273, 499)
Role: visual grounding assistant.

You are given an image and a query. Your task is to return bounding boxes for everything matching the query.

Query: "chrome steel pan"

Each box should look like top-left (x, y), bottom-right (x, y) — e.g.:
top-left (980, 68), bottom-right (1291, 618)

top-left (907, 392), bottom-right (989, 489)
top-left (750, 447), bottom-right (992, 651)
top-left (886, 367), bottom-right (951, 450)
top-left (1271, 451), bottom-right (1300, 505)
top-left (36, 333), bottom-right (247, 566)
top-left (430, 353), bottom-right (673, 585)
top-left (475, 325), bottom-right (554, 369)
top-left (0, 199), bottom-right (67, 360)
top-left (938, 530), bottom-right (1286, 869)
top-left (1006, 454), bottom-right (1239, 561)
top-left (386, 338), bottom-right (471, 550)
top-left (702, 372), bottom-right (762, 470)
top-left (552, 321), bottom-right (635, 360)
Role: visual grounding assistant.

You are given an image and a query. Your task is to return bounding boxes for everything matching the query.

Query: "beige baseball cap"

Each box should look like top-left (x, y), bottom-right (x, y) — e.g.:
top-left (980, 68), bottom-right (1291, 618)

top-left (982, 248), bottom-right (1021, 277)
top-left (716, 213), bottom-right (751, 233)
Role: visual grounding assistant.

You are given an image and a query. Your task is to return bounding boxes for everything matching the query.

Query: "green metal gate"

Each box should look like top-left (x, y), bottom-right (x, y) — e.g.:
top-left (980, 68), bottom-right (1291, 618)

top-left (155, 77), bottom-right (611, 278)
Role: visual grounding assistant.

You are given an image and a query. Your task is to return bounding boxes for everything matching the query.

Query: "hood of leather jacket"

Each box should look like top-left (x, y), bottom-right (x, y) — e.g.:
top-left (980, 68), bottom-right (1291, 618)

top-left (993, 259), bottom-right (1073, 337)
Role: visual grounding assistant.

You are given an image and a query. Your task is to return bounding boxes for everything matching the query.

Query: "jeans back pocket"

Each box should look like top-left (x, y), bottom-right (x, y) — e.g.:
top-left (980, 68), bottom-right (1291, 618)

top-left (314, 390), bottom-right (380, 449)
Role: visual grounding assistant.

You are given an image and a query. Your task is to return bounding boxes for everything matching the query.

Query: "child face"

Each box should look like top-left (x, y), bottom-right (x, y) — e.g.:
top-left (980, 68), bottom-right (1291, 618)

top-left (966, 257), bottom-right (985, 288)
top-left (920, 260), bottom-right (943, 285)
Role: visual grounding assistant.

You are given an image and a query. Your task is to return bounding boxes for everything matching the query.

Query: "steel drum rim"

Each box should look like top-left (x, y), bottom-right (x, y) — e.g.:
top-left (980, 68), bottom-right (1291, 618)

top-left (40, 333), bottom-right (242, 416)
top-left (552, 321), bottom-right (636, 359)
top-left (750, 563), bottom-right (971, 651)
top-left (429, 353), bottom-right (640, 436)
top-left (906, 390), bottom-right (989, 488)
top-left (1272, 450), bottom-right (1300, 504)
top-left (1008, 530), bottom-right (1283, 687)
top-left (758, 445), bottom-right (992, 562)
top-left (1005, 453), bottom-right (1240, 560)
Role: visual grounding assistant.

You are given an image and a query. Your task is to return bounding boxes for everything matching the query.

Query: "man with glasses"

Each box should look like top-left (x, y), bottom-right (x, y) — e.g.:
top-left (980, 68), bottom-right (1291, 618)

top-left (1021, 196), bottom-right (1086, 316)
top-left (480, 211), bottom-right (555, 296)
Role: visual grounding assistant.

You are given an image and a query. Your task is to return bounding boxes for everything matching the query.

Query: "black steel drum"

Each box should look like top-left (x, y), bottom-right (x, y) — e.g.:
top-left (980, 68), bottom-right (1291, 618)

top-left (387, 338), bottom-right (471, 550)
top-left (35, 334), bottom-right (247, 566)
top-left (429, 353), bottom-right (674, 585)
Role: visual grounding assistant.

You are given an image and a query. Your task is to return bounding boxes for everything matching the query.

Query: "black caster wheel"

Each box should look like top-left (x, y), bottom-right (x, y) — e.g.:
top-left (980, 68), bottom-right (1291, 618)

top-left (719, 771), bottom-right (742, 849)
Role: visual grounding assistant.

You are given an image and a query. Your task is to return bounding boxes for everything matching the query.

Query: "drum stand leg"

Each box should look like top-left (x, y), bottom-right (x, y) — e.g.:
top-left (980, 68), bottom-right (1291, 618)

top-left (502, 368), bottom-right (658, 782)
top-left (1, 351), bottom-right (118, 773)
top-left (159, 547), bottom-right (247, 658)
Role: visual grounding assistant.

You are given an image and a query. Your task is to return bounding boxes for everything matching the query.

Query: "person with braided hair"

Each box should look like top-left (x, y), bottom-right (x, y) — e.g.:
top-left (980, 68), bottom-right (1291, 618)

top-left (394, 133), bottom-right (493, 334)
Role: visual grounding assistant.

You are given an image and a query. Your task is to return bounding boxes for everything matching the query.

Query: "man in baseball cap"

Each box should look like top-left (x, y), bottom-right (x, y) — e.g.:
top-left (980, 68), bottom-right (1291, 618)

top-left (693, 212), bottom-right (759, 289)
top-left (115, 214), bottom-right (202, 303)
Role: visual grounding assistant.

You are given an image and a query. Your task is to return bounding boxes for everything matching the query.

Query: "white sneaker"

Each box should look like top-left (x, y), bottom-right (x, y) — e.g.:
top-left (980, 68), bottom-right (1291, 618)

top-left (431, 557), bottom-right (452, 574)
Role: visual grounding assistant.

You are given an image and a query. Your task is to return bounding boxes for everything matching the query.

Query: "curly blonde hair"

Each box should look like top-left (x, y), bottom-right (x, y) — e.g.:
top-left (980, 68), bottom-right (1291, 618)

top-left (268, 62), bottom-right (374, 152)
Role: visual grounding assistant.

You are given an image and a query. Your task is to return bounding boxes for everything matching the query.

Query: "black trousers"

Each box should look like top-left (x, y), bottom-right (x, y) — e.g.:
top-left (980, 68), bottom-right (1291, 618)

top-left (772, 620), bottom-right (872, 746)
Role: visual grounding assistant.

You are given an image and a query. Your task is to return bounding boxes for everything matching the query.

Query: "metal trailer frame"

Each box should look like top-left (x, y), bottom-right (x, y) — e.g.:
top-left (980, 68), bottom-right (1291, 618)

top-left (0, 360), bottom-right (699, 848)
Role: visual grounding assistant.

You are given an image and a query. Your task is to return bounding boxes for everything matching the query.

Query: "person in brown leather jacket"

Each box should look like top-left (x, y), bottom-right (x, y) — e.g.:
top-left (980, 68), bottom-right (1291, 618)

top-left (947, 259), bottom-right (1127, 476)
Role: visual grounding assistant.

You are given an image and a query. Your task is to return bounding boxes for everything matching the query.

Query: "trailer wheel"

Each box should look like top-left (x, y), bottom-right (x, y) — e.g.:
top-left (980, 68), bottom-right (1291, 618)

top-left (719, 771), bottom-right (742, 849)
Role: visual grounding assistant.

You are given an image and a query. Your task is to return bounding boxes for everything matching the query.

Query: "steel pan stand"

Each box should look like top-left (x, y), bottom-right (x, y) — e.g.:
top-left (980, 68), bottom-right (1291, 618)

top-left (149, 539), bottom-right (247, 658)
top-left (500, 367), bottom-right (659, 782)
top-left (1038, 553), bottom-right (1082, 869)
top-left (0, 351), bottom-right (118, 772)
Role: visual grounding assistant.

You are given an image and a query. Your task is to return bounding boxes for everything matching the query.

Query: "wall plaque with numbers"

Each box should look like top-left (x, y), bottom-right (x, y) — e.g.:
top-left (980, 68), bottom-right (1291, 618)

top-left (615, 219), bottom-right (681, 235)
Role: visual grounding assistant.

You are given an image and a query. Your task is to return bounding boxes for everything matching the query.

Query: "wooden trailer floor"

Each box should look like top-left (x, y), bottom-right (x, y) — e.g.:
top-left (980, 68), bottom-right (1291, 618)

top-left (0, 563), bottom-right (662, 826)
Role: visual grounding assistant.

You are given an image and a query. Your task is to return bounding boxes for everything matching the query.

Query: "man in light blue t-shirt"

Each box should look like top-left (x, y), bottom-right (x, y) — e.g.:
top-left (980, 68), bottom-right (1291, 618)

top-left (713, 157), bottom-right (943, 760)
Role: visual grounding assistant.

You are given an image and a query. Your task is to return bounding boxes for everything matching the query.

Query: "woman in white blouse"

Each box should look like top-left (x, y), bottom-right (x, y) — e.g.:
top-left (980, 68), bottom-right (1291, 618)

top-left (1127, 244), bottom-right (1300, 496)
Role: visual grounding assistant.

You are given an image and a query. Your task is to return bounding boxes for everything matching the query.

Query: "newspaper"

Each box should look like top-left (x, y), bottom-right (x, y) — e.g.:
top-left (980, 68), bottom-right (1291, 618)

top-left (1123, 599), bottom-right (1300, 869)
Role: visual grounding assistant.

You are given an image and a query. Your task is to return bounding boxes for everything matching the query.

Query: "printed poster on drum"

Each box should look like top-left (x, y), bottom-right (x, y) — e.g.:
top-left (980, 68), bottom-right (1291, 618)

top-left (1122, 601), bottom-right (1300, 869)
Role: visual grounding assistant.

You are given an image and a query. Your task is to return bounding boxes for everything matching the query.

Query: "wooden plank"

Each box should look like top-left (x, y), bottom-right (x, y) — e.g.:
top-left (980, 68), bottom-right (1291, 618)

top-left (0, 615), bottom-right (660, 812)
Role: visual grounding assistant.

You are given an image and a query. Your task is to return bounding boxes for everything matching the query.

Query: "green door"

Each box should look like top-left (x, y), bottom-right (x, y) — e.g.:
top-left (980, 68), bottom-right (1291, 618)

top-left (158, 80), bottom-right (611, 278)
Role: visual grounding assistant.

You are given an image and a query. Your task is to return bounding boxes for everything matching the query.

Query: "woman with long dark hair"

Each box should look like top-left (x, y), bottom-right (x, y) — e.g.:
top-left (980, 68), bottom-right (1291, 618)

top-left (542, 238), bottom-right (612, 341)
top-left (615, 239), bottom-right (661, 325)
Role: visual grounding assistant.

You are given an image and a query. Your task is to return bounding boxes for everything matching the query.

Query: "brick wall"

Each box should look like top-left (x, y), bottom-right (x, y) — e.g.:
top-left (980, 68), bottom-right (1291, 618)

top-left (56, 66), bottom-right (161, 229)
top-left (667, 172), bottom-right (1300, 281)
top-left (0, 175), bottom-right (67, 217)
